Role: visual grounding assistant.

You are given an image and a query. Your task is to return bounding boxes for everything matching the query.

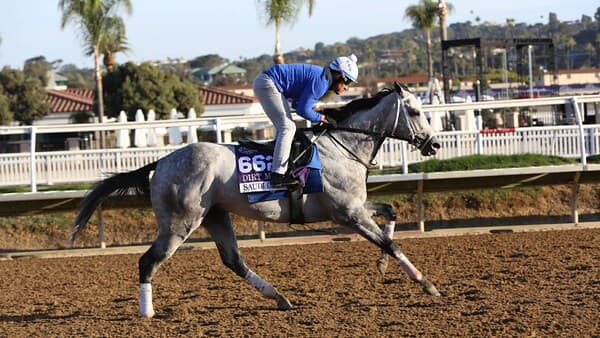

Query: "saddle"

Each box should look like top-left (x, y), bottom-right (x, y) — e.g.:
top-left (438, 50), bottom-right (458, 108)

top-left (237, 130), bottom-right (319, 224)
top-left (237, 130), bottom-right (315, 170)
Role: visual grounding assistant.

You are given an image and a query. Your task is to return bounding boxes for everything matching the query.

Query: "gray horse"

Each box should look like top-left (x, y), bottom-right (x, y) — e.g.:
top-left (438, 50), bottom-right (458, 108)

top-left (70, 82), bottom-right (441, 318)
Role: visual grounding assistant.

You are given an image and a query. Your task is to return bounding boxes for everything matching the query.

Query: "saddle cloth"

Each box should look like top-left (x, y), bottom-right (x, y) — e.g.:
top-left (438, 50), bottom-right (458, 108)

top-left (234, 140), bottom-right (323, 204)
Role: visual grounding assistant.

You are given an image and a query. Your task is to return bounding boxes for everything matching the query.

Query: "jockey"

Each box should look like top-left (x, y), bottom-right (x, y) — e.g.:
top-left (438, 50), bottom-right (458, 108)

top-left (253, 54), bottom-right (359, 188)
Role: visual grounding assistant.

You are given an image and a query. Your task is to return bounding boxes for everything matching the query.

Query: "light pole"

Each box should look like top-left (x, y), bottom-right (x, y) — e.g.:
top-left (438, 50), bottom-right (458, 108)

top-left (528, 45), bottom-right (534, 98)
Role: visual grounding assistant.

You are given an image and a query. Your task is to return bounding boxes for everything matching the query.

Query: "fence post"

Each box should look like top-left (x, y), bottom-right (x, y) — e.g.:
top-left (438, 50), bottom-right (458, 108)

top-left (258, 221), bottom-right (266, 242)
top-left (97, 205), bottom-right (106, 248)
top-left (476, 130), bottom-right (482, 155)
top-left (571, 172), bottom-right (580, 225)
top-left (214, 118), bottom-right (222, 144)
top-left (29, 126), bottom-right (37, 193)
top-left (571, 97), bottom-right (587, 166)
top-left (401, 141), bottom-right (408, 174)
top-left (417, 179), bottom-right (425, 232)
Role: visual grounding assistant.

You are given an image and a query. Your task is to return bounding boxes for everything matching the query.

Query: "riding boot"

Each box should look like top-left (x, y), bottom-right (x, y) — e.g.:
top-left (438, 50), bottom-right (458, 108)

top-left (270, 172), bottom-right (299, 188)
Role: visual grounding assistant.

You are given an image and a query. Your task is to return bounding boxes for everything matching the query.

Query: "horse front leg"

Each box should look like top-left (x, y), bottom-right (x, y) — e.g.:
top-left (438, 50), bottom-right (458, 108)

top-left (344, 208), bottom-right (440, 296)
top-left (202, 207), bottom-right (293, 310)
top-left (364, 201), bottom-right (396, 276)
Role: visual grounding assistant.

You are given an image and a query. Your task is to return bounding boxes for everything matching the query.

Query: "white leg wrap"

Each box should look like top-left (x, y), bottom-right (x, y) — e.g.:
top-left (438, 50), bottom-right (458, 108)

top-left (139, 283), bottom-right (155, 318)
top-left (245, 269), bottom-right (276, 298)
top-left (397, 253), bottom-right (423, 281)
top-left (384, 221), bottom-right (396, 239)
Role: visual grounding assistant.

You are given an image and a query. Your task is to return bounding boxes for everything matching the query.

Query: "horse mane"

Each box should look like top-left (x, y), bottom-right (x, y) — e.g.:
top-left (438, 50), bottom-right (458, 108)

top-left (322, 87), bottom-right (395, 122)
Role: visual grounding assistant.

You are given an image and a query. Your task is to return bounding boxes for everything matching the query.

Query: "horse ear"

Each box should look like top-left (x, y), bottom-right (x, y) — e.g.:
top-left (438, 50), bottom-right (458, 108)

top-left (394, 82), bottom-right (411, 97)
top-left (400, 83), bottom-right (410, 92)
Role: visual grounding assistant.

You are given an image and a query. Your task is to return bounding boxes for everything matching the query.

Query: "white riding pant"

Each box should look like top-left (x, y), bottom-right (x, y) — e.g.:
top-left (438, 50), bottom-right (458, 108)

top-left (253, 73), bottom-right (296, 175)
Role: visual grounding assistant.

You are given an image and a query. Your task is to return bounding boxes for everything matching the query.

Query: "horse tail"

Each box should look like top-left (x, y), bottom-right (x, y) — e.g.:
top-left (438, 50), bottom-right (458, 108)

top-left (69, 161), bottom-right (158, 247)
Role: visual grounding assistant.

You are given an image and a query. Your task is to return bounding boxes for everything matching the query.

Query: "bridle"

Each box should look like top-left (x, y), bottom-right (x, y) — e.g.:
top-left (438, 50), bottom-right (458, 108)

top-left (298, 89), bottom-right (435, 168)
top-left (318, 90), bottom-right (412, 168)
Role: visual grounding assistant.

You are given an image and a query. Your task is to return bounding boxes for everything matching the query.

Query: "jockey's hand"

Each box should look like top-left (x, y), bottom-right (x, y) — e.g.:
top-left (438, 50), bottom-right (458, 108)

top-left (320, 115), bottom-right (337, 128)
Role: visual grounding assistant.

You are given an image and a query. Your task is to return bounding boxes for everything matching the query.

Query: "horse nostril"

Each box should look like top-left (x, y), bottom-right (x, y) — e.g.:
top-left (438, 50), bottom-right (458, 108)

top-left (432, 142), bottom-right (441, 149)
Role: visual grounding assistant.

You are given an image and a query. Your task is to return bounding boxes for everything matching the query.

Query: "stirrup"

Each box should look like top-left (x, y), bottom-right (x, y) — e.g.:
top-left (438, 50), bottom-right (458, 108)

top-left (270, 172), bottom-right (299, 188)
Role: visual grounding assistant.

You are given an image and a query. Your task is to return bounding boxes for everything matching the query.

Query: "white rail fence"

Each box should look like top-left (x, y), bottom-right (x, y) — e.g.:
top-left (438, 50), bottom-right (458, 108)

top-left (380, 124), bottom-right (596, 167)
top-left (1, 95), bottom-right (599, 191)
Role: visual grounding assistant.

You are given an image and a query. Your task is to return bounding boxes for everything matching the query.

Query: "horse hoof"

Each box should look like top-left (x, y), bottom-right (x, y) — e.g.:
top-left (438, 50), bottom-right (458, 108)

top-left (139, 309), bottom-right (155, 318)
top-left (419, 278), bottom-right (441, 297)
top-left (275, 293), bottom-right (293, 310)
top-left (376, 257), bottom-right (389, 276)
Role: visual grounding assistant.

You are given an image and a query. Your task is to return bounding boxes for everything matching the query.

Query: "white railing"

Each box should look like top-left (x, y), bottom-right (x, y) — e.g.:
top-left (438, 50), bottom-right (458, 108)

top-left (1, 94), bottom-right (599, 191)
top-left (376, 124), bottom-right (596, 167)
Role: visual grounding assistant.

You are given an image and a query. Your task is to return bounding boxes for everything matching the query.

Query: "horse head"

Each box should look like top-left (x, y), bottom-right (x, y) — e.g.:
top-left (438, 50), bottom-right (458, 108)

top-left (393, 82), bottom-right (441, 156)
top-left (324, 83), bottom-right (440, 157)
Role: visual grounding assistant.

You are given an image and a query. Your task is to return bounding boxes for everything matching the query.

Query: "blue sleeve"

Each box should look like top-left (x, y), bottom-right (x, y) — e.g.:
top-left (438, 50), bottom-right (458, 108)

top-left (295, 91), bottom-right (322, 122)
top-left (295, 76), bottom-right (329, 122)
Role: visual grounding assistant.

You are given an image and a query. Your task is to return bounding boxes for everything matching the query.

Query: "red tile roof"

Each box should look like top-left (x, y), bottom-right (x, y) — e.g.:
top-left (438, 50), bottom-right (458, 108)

top-left (198, 85), bottom-right (257, 105)
top-left (45, 86), bottom-right (256, 114)
top-left (46, 88), bottom-right (94, 113)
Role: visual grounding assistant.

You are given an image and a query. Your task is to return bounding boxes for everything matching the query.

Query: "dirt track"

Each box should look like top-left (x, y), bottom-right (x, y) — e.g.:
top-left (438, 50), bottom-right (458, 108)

top-left (0, 228), bottom-right (598, 337)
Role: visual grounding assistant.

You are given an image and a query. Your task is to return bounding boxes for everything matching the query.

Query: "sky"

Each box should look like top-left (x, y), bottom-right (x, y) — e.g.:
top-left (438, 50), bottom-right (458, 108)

top-left (0, 1), bottom-right (598, 69)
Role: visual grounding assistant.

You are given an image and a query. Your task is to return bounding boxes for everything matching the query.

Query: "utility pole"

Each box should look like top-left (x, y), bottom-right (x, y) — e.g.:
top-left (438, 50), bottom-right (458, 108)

top-left (528, 45), bottom-right (534, 98)
top-left (438, 0), bottom-right (448, 104)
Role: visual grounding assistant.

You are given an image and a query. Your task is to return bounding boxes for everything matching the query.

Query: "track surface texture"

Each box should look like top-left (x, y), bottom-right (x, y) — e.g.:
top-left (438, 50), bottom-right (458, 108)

top-left (0, 229), bottom-right (598, 337)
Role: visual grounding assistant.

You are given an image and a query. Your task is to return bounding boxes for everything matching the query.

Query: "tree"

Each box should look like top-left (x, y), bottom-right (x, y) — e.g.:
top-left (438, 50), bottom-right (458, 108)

top-left (505, 18), bottom-right (516, 39)
top-left (0, 92), bottom-right (11, 126)
top-left (189, 54), bottom-right (228, 69)
top-left (59, 0), bottom-right (133, 146)
top-left (59, 64), bottom-right (95, 88)
top-left (103, 62), bottom-right (203, 120)
top-left (565, 37), bottom-right (576, 70)
top-left (0, 67), bottom-right (51, 125)
top-left (437, 0), bottom-right (454, 41)
top-left (98, 16), bottom-right (130, 71)
top-left (584, 43), bottom-right (595, 67)
top-left (256, 0), bottom-right (314, 64)
top-left (23, 56), bottom-right (53, 87)
top-left (596, 33), bottom-right (600, 66)
top-left (405, 0), bottom-right (440, 78)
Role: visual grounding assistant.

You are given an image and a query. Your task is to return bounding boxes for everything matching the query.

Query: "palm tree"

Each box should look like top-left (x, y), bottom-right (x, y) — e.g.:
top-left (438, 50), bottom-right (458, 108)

top-left (257, 0), bottom-right (314, 64)
top-left (99, 17), bottom-right (129, 71)
top-left (59, 0), bottom-right (132, 147)
top-left (505, 18), bottom-right (516, 39)
top-left (584, 43), bottom-right (595, 67)
top-left (405, 0), bottom-right (440, 78)
top-left (565, 37), bottom-right (576, 70)
top-left (437, 0), bottom-right (454, 41)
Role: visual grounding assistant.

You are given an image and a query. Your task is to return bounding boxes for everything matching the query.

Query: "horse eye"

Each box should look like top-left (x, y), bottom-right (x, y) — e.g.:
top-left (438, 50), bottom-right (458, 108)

top-left (407, 107), bottom-right (421, 116)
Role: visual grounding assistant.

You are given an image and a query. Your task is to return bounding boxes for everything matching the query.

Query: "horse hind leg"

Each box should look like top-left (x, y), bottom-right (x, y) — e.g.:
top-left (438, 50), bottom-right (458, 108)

top-left (202, 207), bottom-right (292, 310)
top-left (139, 206), bottom-right (206, 317)
top-left (138, 231), bottom-right (188, 318)
top-left (376, 220), bottom-right (395, 276)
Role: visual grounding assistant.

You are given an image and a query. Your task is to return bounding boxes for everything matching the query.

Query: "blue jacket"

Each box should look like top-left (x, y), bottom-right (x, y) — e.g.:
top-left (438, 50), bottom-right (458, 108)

top-left (264, 64), bottom-right (330, 122)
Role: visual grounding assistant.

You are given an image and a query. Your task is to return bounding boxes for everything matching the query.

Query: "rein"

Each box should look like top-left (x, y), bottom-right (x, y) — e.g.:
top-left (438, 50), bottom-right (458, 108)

top-left (327, 131), bottom-right (372, 168)
top-left (296, 90), bottom-right (419, 168)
